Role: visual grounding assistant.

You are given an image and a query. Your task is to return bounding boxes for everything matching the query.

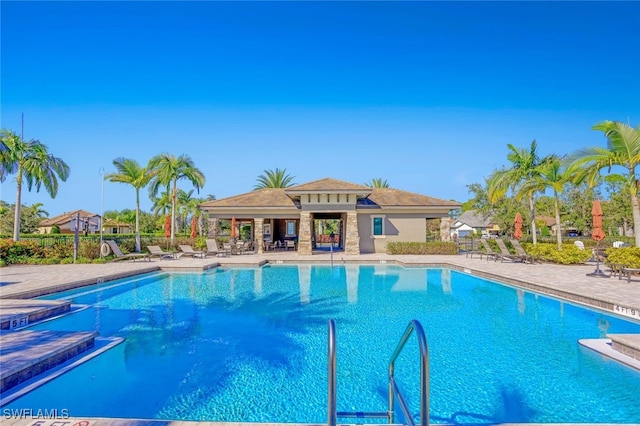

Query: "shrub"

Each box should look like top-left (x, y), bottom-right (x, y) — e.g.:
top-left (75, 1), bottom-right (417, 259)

top-left (387, 241), bottom-right (458, 255)
top-left (0, 239), bottom-right (47, 265)
top-left (524, 243), bottom-right (592, 265)
top-left (79, 240), bottom-right (101, 259)
top-left (605, 247), bottom-right (640, 268)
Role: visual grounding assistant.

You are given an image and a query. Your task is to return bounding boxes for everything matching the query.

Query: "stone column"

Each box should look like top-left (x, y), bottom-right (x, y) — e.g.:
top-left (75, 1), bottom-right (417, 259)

top-left (297, 211), bottom-right (312, 255)
top-left (345, 211), bottom-right (360, 255)
top-left (254, 218), bottom-right (264, 254)
top-left (439, 218), bottom-right (451, 242)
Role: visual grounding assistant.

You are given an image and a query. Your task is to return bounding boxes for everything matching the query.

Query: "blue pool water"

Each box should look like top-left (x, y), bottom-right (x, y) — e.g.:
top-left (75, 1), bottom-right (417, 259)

top-left (3, 265), bottom-right (640, 423)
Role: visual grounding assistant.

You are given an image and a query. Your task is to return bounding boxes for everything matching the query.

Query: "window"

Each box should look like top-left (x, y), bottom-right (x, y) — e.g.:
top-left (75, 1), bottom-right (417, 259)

top-left (286, 220), bottom-right (296, 236)
top-left (372, 216), bottom-right (384, 236)
top-left (263, 223), bottom-right (271, 236)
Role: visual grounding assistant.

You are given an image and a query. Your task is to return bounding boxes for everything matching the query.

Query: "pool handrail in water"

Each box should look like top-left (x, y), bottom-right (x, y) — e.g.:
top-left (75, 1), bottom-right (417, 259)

top-left (327, 319), bottom-right (430, 426)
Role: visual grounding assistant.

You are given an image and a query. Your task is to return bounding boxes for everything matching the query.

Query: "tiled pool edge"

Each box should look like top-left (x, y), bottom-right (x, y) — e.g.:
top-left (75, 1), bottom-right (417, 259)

top-left (0, 266), bottom-right (161, 300)
top-left (443, 263), bottom-right (634, 317)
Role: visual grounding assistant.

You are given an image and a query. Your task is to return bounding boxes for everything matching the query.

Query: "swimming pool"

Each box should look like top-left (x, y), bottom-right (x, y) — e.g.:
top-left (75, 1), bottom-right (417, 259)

top-left (3, 265), bottom-right (640, 423)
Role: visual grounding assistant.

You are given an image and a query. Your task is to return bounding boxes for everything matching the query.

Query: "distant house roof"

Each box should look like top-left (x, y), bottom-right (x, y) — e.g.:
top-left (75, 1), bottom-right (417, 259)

top-left (537, 215), bottom-right (556, 227)
top-left (39, 210), bottom-right (99, 227)
top-left (453, 210), bottom-right (493, 228)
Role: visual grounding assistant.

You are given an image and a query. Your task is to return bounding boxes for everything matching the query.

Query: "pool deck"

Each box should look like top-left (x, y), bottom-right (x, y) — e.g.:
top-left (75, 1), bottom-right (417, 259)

top-left (1, 252), bottom-right (639, 425)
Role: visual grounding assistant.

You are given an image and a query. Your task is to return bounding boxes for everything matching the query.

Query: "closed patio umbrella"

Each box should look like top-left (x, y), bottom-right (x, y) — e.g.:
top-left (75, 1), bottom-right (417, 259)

top-left (164, 215), bottom-right (171, 238)
top-left (587, 200), bottom-right (608, 278)
top-left (190, 216), bottom-right (197, 239)
top-left (514, 212), bottom-right (523, 240)
top-left (230, 217), bottom-right (237, 241)
top-left (591, 200), bottom-right (605, 242)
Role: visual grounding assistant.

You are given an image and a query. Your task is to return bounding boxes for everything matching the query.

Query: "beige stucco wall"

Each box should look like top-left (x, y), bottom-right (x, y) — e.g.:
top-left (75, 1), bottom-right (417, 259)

top-left (357, 213), bottom-right (427, 254)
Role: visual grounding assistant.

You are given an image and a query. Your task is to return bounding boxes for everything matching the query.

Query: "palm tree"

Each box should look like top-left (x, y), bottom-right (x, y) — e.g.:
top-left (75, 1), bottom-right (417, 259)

top-left (568, 120), bottom-right (640, 246)
top-left (365, 178), bottom-right (390, 188)
top-left (148, 153), bottom-right (205, 244)
top-left (253, 168), bottom-right (295, 189)
top-left (105, 158), bottom-right (152, 252)
top-left (177, 189), bottom-right (195, 233)
top-left (0, 129), bottom-right (70, 241)
top-left (151, 190), bottom-right (172, 217)
top-left (487, 140), bottom-right (551, 244)
top-left (521, 156), bottom-right (568, 249)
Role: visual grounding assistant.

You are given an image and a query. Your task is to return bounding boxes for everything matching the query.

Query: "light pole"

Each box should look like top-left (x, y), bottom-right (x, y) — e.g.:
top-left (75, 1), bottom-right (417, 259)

top-left (99, 167), bottom-right (105, 257)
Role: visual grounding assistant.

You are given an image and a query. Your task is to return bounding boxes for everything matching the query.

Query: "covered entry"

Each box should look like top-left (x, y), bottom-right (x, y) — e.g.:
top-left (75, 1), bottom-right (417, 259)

top-left (312, 212), bottom-right (344, 252)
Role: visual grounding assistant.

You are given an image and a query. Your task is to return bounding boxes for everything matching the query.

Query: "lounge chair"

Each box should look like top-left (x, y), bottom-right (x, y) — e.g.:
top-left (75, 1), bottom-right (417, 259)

top-left (147, 245), bottom-right (178, 260)
top-left (509, 239), bottom-right (535, 264)
top-left (466, 239), bottom-right (490, 259)
top-left (179, 244), bottom-right (206, 258)
top-left (494, 239), bottom-right (525, 263)
top-left (236, 240), bottom-right (253, 254)
top-left (285, 240), bottom-right (296, 250)
top-left (206, 239), bottom-right (229, 257)
top-left (475, 239), bottom-right (501, 261)
top-left (105, 240), bottom-right (150, 262)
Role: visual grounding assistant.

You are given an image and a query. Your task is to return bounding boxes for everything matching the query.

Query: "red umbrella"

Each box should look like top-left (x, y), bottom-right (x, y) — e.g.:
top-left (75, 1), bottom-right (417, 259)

top-left (191, 216), bottom-right (198, 238)
top-left (190, 216), bottom-right (197, 238)
top-left (591, 200), bottom-right (605, 241)
top-left (230, 217), bottom-right (237, 240)
top-left (514, 212), bottom-right (523, 240)
top-left (587, 199), bottom-right (608, 278)
top-left (164, 215), bottom-right (171, 238)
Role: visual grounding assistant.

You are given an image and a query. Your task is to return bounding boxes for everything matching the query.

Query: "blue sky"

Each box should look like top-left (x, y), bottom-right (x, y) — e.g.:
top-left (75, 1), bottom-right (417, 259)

top-left (1, 1), bottom-right (639, 218)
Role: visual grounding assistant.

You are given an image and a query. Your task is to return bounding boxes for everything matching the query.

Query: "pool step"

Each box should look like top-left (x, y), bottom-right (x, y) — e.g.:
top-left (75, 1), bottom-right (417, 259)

top-left (0, 329), bottom-right (98, 393)
top-left (0, 299), bottom-right (71, 330)
top-left (579, 335), bottom-right (640, 371)
top-left (608, 333), bottom-right (640, 362)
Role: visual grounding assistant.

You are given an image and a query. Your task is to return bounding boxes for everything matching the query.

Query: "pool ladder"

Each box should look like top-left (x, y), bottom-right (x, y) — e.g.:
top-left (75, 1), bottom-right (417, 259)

top-left (327, 319), bottom-right (429, 426)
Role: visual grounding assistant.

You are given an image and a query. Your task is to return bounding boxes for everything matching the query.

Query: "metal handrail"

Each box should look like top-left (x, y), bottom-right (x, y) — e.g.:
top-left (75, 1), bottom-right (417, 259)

top-left (388, 320), bottom-right (429, 426)
top-left (327, 319), bottom-right (429, 426)
top-left (328, 319), bottom-right (337, 426)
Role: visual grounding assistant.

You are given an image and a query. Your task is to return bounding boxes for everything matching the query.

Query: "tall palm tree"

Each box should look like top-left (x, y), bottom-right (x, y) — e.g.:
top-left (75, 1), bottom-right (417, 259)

top-left (487, 140), bottom-right (551, 244)
top-left (105, 158), bottom-right (152, 252)
top-left (568, 120), bottom-right (640, 246)
top-left (253, 168), bottom-right (295, 190)
top-left (521, 156), bottom-right (568, 249)
top-left (0, 129), bottom-right (70, 241)
top-left (365, 178), bottom-right (390, 188)
top-left (147, 153), bottom-right (205, 244)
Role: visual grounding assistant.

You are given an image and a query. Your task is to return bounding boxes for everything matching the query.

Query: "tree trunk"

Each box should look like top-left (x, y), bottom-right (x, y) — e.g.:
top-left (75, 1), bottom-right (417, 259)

top-left (529, 193), bottom-right (537, 245)
top-left (631, 192), bottom-right (640, 247)
top-left (135, 189), bottom-right (141, 253)
top-left (171, 180), bottom-right (177, 245)
top-left (554, 190), bottom-right (562, 250)
top-left (13, 168), bottom-right (23, 241)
